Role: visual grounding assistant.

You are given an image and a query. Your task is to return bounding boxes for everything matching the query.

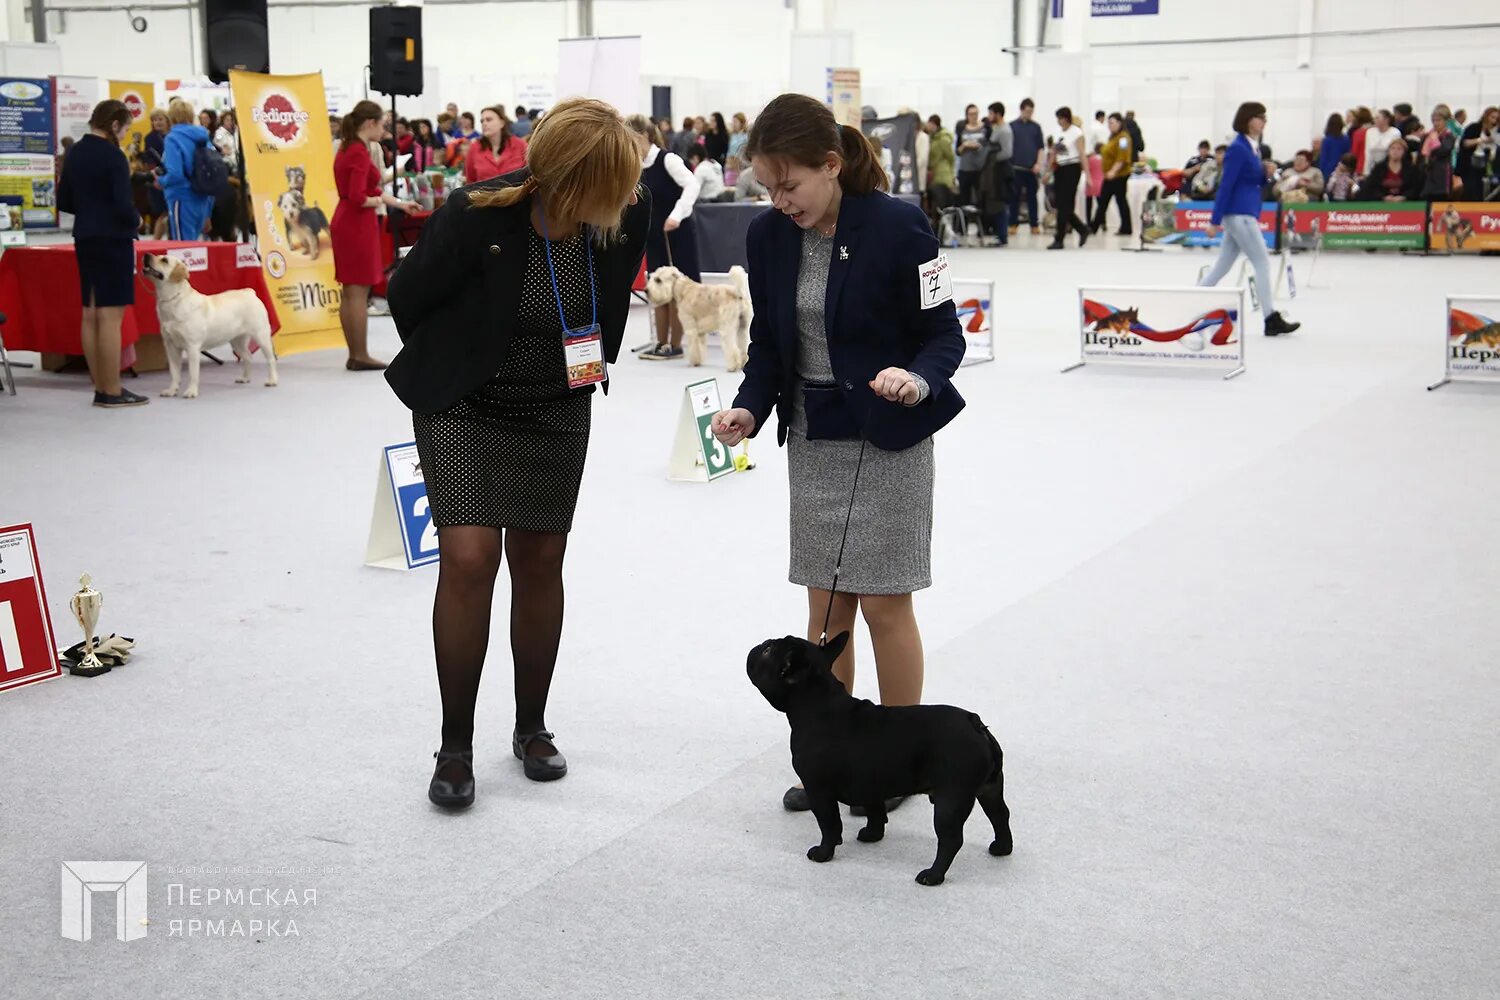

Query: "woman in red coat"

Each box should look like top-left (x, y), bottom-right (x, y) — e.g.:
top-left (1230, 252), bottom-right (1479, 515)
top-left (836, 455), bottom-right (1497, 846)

top-left (332, 100), bottom-right (420, 371)
top-left (463, 105), bottom-right (528, 184)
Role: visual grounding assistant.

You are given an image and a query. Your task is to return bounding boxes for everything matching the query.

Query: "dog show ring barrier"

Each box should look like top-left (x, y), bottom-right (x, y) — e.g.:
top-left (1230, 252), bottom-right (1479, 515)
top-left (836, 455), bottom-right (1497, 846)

top-left (1429, 294), bottom-right (1500, 391)
top-left (1064, 285), bottom-right (1247, 381)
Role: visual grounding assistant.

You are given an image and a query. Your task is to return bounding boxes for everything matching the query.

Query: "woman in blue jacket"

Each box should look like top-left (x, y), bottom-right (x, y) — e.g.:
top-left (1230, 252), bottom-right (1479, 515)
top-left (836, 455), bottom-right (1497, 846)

top-left (160, 100), bottom-right (215, 241)
top-left (711, 94), bottom-right (966, 814)
top-left (1198, 101), bottom-right (1299, 336)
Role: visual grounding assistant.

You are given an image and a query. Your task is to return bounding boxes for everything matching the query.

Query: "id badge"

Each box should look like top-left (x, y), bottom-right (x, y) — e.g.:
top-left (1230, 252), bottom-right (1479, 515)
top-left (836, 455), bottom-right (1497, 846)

top-left (563, 323), bottom-right (606, 389)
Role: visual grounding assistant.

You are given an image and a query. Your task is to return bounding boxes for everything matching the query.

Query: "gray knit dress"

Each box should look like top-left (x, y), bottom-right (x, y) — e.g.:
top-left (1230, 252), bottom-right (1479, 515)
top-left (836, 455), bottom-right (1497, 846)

top-left (787, 227), bottom-right (934, 595)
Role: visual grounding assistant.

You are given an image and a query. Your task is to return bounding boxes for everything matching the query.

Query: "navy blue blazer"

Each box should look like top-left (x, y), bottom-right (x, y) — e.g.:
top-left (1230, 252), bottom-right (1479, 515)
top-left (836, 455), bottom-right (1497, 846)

top-left (732, 190), bottom-right (966, 452)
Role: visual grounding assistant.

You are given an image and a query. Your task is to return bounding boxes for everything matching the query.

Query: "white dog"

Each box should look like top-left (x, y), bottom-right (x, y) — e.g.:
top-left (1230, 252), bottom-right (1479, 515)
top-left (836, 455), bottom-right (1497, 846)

top-left (644, 265), bottom-right (752, 370)
top-left (140, 253), bottom-right (278, 399)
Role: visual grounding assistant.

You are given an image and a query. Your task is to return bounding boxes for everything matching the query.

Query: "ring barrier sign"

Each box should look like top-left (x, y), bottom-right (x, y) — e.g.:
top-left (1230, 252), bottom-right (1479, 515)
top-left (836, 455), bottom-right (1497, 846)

top-left (0, 523), bottom-right (61, 694)
top-left (955, 278), bottom-right (995, 366)
top-left (366, 442), bottom-right (439, 570)
top-left (1064, 285), bottom-right (1247, 380)
top-left (1429, 295), bottom-right (1500, 391)
top-left (669, 378), bottom-right (738, 483)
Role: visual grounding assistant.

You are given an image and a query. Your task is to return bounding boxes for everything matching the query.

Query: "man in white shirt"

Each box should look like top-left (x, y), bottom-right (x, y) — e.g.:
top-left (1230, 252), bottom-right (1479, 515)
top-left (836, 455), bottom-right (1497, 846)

top-left (1087, 110), bottom-right (1110, 154)
top-left (1363, 109), bottom-right (1401, 177)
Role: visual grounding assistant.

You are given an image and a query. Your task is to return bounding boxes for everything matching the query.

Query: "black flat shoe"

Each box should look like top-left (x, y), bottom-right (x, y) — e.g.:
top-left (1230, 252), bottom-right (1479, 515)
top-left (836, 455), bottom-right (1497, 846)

top-left (783, 785), bottom-right (811, 812)
top-left (513, 729), bottom-right (567, 781)
top-left (850, 796), bottom-right (908, 817)
top-left (1264, 311), bottom-right (1301, 336)
top-left (428, 749), bottom-right (474, 809)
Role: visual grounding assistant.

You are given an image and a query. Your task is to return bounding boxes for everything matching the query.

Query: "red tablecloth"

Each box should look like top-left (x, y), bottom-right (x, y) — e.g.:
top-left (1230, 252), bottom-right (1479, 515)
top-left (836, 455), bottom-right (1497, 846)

top-left (0, 240), bottom-right (280, 355)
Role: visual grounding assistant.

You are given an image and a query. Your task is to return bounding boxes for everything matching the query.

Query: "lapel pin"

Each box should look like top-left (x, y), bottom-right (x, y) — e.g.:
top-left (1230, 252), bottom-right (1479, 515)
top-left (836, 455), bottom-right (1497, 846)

top-left (839, 245), bottom-right (849, 260)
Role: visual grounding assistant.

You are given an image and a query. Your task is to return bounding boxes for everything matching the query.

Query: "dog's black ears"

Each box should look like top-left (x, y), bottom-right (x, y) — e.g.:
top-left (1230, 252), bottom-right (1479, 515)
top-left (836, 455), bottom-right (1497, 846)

top-left (820, 631), bottom-right (850, 664)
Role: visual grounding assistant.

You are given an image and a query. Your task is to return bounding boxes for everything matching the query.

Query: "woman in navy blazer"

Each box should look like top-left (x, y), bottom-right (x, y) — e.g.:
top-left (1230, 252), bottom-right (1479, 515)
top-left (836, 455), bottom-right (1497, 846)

top-left (1198, 101), bottom-right (1300, 336)
top-left (712, 94), bottom-right (966, 813)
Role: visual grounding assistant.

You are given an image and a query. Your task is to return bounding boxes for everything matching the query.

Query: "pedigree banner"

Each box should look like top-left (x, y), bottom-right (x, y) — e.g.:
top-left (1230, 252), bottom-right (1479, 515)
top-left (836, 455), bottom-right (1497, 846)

top-left (108, 81), bottom-right (155, 165)
top-left (229, 70), bottom-right (343, 355)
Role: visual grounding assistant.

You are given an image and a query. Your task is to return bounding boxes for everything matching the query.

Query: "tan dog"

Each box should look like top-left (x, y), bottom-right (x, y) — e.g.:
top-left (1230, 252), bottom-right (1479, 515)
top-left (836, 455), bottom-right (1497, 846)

top-left (645, 265), bottom-right (752, 370)
top-left (141, 253), bottom-right (278, 399)
top-left (278, 189), bottom-right (330, 259)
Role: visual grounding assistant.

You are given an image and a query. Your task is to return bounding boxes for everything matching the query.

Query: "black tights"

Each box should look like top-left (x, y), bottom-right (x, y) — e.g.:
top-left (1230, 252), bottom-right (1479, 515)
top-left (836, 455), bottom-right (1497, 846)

top-left (432, 525), bottom-right (568, 772)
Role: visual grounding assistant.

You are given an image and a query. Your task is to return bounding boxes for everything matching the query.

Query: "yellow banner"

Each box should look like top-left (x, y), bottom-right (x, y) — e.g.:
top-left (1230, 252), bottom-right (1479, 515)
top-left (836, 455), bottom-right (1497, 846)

top-left (228, 70), bottom-right (344, 356)
top-left (108, 81), bottom-right (155, 165)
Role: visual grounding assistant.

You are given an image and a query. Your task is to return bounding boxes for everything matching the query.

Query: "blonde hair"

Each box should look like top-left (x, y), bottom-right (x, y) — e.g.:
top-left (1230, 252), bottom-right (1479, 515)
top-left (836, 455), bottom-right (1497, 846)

top-left (149, 107), bottom-right (168, 124)
top-left (166, 99), bottom-right (195, 126)
top-left (624, 113), bottom-right (664, 150)
top-left (468, 97), bottom-right (641, 242)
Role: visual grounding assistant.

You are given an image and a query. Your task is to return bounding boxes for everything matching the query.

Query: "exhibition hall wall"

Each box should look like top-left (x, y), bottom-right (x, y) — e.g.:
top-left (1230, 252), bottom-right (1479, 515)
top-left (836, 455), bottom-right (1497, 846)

top-left (3, 0), bottom-right (1498, 162)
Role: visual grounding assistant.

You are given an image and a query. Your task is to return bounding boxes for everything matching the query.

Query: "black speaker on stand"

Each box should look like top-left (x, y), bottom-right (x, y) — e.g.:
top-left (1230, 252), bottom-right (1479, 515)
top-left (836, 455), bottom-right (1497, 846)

top-left (203, 0), bottom-right (269, 84)
top-left (369, 6), bottom-right (423, 288)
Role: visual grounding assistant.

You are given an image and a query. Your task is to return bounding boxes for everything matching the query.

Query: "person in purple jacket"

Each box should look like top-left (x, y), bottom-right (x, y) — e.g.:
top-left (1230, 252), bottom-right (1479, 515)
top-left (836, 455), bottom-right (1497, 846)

top-left (1198, 101), bottom-right (1300, 337)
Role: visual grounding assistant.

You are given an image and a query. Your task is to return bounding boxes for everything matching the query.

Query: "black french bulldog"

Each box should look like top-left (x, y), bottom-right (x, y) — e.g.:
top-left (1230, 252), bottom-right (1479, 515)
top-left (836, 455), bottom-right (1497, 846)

top-left (747, 632), bottom-right (1013, 886)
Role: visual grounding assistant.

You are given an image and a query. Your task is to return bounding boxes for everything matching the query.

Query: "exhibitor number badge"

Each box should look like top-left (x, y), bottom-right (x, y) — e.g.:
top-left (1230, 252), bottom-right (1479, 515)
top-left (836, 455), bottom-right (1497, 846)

top-left (563, 323), bottom-right (606, 389)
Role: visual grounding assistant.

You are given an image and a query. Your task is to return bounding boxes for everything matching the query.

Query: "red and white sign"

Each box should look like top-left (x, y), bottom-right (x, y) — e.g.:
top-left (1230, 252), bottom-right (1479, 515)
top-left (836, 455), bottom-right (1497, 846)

top-left (0, 523), bottom-right (61, 694)
top-left (236, 244), bottom-right (261, 269)
top-left (166, 246), bottom-right (209, 272)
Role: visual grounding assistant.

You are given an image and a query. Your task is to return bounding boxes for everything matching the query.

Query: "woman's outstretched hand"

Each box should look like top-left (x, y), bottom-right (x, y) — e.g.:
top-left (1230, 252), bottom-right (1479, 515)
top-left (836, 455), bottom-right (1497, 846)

top-left (712, 408), bottom-right (756, 446)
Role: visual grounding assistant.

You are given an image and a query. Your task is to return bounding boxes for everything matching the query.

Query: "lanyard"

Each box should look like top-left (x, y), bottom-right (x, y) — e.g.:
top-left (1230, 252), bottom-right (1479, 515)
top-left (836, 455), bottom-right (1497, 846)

top-left (537, 202), bottom-right (597, 335)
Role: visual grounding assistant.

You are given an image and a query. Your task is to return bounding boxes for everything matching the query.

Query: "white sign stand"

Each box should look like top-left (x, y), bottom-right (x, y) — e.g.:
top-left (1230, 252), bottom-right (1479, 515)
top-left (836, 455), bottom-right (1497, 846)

top-left (365, 442), bottom-right (440, 570)
top-left (1429, 294), bottom-right (1500, 391)
top-left (668, 378), bottom-right (740, 483)
top-left (954, 278), bottom-right (995, 367)
top-left (1063, 285), bottom-right (1248, 381)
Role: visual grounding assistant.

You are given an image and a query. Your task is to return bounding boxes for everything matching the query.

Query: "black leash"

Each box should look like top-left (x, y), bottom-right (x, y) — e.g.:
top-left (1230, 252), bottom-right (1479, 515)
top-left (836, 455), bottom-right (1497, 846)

top-left (819, 436), bottom-right (869, 647)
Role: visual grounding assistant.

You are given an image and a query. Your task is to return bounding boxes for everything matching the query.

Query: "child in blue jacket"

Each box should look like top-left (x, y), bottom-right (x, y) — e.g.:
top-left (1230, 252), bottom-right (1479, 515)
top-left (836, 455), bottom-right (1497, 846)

top-left (160, 101), bottom-right (215, 241)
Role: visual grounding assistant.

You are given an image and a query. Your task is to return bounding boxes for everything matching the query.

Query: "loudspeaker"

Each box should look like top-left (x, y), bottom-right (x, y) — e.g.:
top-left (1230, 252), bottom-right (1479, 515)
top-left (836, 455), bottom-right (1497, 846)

top-left (369, 7), bottom-right (423, 97)
top-left (203, 0), bottom-right (269, 84)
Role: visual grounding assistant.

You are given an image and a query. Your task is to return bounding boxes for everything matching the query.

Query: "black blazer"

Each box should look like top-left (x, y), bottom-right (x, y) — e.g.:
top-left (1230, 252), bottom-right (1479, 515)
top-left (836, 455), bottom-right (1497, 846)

top-left (732, 190), bottom-right (966, 452)
top-left (1356, 162), bottom-right (1422, 202)
top-left (385, 168), bottom-right (650, 414)
top-left (57, 134), bottom-right (140, 241)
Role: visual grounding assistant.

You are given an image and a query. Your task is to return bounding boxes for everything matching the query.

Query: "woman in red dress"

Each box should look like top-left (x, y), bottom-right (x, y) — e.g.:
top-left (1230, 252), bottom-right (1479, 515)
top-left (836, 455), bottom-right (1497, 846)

top-left (463, 105), bottom-right (528, 184)
top-left (332, 100), bottom-right (419, 371)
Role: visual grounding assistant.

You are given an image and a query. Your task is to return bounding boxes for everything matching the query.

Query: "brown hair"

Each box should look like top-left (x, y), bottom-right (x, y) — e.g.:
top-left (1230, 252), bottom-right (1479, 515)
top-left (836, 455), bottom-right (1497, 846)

top-left (744, 93), bottom-right (887, 196)
top-left (89, 99), bottom-right (132, 138)
top-left (476, 105), bottom-right (512, 154)
top-left (467, 97), bottom-right (641, 243)
top-left (341, 100), bottom-right (383, 150)
top-left (1232, 101), bottom-right (1267, 134)
top-left (624, 113), bottom-right (664, 150)
top-left (1351, 106), bottom-right (1373, 128)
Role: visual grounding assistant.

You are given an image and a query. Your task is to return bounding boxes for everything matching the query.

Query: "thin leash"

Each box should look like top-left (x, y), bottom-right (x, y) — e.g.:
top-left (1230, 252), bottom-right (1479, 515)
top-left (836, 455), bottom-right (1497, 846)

top-left (818, 435), bottom-right (869, 648)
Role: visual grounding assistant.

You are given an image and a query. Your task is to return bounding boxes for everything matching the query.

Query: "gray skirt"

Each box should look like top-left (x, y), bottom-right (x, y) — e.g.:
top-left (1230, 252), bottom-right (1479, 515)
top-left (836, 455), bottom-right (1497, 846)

top-left (787, 429), bottom-right (934, 595)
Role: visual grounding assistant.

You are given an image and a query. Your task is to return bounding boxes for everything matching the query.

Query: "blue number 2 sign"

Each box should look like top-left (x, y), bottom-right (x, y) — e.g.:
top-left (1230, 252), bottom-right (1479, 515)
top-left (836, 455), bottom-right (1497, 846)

top-left (384, 443), bottom-right (440, 569)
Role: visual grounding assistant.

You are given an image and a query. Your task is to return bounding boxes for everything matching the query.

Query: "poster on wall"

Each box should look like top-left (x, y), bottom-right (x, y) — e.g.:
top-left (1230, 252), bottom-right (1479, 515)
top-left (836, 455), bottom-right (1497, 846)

top-left (0, 155), bottom-right (57, 228)
top-left (1282, 202), bottom-right (1425, 250)
top-left (954, 278), bottom-right (995, 366)
top-left (0, 78), bottom-right (55, 156)
top-left (52, 76), bottom-right (100, 153)
top-left (108, 81), bottom-right (156, 165)
top-left (1150, 200), bottom-right (1276, 248)
top-left (1429, 203), bottom-right (1500, 254)
top-left (229, 70), bottom-right (344, 355)
top-left (826, 68), bottom-right (861, 129)
top-left (862, 113), bottom-right (919, 196)
top-left (1438, 297), bottom-right (1500, 387)
top-left (1072, 285), bottom-right (1246, 376)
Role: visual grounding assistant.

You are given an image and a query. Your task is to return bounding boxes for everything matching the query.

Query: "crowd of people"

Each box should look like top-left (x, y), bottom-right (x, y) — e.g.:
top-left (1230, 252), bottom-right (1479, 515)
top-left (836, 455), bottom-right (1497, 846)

top-left (1177, 102), bottom-right (1499, 205)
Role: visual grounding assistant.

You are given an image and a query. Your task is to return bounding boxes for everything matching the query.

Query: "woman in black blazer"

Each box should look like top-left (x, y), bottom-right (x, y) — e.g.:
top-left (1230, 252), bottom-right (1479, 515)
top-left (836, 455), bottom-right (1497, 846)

top-left (56, 100), bottom-right (146, 408)
top-left (386, 98), bottom-right (649, 810)
top-left (711, 94), bottom-right (966, 813)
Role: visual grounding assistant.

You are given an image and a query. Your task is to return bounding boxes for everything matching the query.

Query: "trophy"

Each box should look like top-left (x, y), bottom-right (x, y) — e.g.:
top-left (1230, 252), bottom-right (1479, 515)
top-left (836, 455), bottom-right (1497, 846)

top-left (66, 574), bottom-right (110, 677)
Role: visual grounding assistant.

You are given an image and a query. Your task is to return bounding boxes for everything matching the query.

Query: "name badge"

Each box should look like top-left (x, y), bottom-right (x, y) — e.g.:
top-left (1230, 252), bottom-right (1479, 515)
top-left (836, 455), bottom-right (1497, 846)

top-left (563, 323), bottom-right (606, 389)
top-left (918, 254), bottom-right (953, 310)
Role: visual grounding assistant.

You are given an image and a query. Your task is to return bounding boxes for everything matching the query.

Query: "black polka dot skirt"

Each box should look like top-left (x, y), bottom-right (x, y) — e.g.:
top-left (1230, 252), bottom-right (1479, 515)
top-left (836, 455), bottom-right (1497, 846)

top-left (413, 227), bottom-right (599, 535)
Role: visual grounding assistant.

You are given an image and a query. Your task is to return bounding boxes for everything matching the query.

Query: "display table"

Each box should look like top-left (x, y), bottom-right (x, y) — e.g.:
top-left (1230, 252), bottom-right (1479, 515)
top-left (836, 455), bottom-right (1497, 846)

top-left (0, 240), bottom-right (279, 371)
top-left (695, 193), bottom-right (924, 272)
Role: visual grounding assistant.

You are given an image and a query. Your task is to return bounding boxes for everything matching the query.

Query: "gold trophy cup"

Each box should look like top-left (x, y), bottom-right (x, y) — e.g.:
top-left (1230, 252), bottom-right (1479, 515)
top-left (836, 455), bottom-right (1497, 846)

top-left (67, 574), bottom-right (110, 677)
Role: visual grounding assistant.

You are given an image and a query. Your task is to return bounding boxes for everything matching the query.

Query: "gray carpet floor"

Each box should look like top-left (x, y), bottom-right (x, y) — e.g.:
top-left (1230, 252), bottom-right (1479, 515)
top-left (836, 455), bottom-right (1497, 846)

top-left (1, 240), bottom-right (1495, 999)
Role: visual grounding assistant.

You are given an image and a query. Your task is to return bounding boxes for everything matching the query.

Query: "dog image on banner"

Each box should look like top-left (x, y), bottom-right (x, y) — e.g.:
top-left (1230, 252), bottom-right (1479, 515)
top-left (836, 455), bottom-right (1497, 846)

top-left (228, 70), bottom-right (344, 356)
